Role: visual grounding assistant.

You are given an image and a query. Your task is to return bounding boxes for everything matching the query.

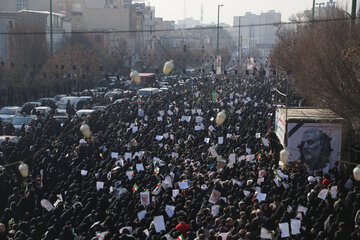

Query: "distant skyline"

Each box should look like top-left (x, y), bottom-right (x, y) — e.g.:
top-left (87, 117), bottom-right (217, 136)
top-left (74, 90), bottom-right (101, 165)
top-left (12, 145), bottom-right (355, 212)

top-left (148, 0), bottom-right (356, 25)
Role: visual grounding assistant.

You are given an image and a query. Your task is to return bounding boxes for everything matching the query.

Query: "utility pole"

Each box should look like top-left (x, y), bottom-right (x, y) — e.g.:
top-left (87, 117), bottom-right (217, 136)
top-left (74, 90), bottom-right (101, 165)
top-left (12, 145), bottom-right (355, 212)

top-left (312, 0), bottom-right (316, 21)
top-left (50, 0), bottom-right (53, 56)
top-left (216, 4), bottom-right (223, 56)
top-left (352, 0), bottom-right (357, 23)
top-left (238, 17), bottom-right (241, 63)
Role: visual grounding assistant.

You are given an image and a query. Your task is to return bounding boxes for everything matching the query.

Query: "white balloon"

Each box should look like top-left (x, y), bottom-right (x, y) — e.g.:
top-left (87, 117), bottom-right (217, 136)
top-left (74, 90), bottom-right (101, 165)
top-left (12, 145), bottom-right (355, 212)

top-left (80, 124), bottom-right (91, 138)
top-left (130, 70), bottom-right (141, 84)
top-left (163, 60), bottom-right (174, 75)
top-left (216, 110), bottom-right (226, 126)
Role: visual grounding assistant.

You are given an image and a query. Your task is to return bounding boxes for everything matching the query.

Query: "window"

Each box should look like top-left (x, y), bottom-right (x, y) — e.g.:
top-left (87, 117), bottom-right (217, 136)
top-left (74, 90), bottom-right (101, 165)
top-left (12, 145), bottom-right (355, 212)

top-left (16, 0), bottom-right (28, 10)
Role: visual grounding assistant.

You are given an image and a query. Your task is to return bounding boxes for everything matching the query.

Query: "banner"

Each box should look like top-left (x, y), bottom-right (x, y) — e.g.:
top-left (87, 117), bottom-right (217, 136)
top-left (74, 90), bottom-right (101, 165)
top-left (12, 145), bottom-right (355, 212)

top-left (287, 123), bottom-right (342, 172)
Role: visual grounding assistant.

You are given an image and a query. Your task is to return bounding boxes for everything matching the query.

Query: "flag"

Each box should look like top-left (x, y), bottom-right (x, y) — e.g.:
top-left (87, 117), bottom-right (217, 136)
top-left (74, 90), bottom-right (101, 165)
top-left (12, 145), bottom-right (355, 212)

top-left (154, 167), bottom-right (159, 175)
top-left (212, 91), bottom-right (219, 103)
top-left (131, 170), bottom-right (134, 177)
top-left (134, 120), bottom-right (138, 126)
top-left (133, 183), bottom-right (139, 192)
top-left (177, 234), bottom-right (184, 240)
top-left (152, 182), bottom-right (161, 195)
top-left (99, 153), bottom-right (103, 159)
top-left (257, 153), bottom-right (262, 160)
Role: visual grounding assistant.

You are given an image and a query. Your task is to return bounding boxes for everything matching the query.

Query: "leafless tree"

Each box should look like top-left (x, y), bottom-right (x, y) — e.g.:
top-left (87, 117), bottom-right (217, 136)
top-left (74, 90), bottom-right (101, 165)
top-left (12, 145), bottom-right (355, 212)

top-left (271, 9), bottom-right (360, 130)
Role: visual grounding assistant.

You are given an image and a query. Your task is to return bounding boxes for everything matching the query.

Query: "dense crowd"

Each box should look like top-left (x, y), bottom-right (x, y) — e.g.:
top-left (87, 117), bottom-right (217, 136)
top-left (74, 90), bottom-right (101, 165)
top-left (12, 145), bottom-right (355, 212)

top-left (0, 74), bottom-right (359, 240)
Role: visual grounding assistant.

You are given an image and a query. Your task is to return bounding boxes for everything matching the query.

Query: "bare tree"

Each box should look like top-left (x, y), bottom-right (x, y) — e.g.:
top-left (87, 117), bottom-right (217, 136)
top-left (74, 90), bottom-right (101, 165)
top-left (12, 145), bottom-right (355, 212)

top-left (271, 9), bottom-right (360, 129)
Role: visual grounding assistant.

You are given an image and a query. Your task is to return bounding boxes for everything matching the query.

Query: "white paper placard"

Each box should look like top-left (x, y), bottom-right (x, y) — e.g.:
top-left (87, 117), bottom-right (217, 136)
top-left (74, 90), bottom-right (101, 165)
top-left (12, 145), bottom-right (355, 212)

top-left (330, 186), bottom-right (337, 199)
top-left (165, 205), bottom-right (175, 217)
top-left (291, 219), bottom-right (301, 235)
top-left (153, 215), bottom-right (166, 233)
top-left (211, 205), bottom-right (220, 216)
top-left (140, 192), bottom-right (150, 206)
top-left (178, 181), bottom-right (189, 189)
top-left (209, 189), bottom-right (221, 204)
top-left (172, 189), bottom-right (179, 198)
top-left (81, 170), bottom-right (88, 176)
top-left (318, 189), bottom-right (328, 200)
top-left (218, 137), bottom-right (224, 145)
top-left (137, 210), bottom-right (146, 220)
top-left (136, 163), bottom-right (144, 172)
top-left (279, 222), bottom-right (290, 238)
top-left (96, 181), bottom-right (104, 191)
top-left (260, 227), bottom-right (272, 239)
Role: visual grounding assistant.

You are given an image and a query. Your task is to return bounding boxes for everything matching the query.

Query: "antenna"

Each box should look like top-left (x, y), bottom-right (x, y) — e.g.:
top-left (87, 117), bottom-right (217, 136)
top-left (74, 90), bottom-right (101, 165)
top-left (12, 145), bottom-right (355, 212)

top-left (200, 3), bottom-right (204, 25)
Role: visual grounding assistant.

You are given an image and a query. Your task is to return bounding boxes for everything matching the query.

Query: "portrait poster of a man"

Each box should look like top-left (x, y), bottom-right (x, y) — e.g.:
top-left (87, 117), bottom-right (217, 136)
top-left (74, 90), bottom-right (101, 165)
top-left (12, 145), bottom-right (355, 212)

top-left (286, 123), bottom-right (342, 173)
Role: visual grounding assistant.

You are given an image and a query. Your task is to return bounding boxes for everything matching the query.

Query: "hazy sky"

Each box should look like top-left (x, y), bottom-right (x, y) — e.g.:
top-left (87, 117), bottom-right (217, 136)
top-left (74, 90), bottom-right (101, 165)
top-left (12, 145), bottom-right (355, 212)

top-left (147, 0), bottom-right (355, 25)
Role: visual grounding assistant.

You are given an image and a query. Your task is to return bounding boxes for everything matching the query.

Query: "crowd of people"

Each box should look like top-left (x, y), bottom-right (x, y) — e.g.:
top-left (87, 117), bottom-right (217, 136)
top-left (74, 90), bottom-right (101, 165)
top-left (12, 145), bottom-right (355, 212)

top-left (0, 74), bottom-right (359, 240)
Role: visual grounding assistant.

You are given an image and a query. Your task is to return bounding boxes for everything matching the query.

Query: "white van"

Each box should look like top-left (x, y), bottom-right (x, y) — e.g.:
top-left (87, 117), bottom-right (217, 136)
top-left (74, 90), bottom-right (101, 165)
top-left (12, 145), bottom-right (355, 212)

top-left (58, 96), bottom-right (81, 110)
top-left (76, 109), bottom-right (95, 118)
top-left (137, 88), bottom-right (160, 97)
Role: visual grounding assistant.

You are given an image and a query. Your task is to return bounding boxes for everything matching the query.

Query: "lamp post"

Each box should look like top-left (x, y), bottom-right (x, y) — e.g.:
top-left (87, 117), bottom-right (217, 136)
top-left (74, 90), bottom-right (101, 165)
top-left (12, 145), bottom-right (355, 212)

top-left (312, 0), bottom-right (316, 21)
top-left (50, 0), bottom-right (53, 56)
top-left (216, 4), bottom-right (223, 56)
top-left (279, 73), bottom-right (290, 168)
top-left (351, 0), bottom-right (357, 23)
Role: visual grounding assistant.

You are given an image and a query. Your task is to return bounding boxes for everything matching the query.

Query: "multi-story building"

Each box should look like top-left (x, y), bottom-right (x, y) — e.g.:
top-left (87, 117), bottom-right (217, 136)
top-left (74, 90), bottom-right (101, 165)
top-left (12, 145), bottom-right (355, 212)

top-left (233, 10), bottom-right (281, 52)
top-left (0, 0), bottom-right (50, 11)
top-left (176, 17), bottom-right (201, 29)
top-left (0, 0), bottom-right (156, 58)
top-left (0, 10), bottom-right (71, 61)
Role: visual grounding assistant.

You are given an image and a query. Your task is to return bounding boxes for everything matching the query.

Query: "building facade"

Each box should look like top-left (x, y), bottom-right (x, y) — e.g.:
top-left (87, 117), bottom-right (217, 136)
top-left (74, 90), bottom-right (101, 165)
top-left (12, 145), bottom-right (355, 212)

top-left (0, 10), bottom-right (71, 61)
top-left (233, 10), bottom-right (281, 52)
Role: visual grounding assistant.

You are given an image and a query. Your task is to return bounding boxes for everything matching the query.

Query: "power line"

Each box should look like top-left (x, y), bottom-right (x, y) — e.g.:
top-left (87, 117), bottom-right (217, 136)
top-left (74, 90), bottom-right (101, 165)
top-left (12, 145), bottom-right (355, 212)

top-left (0, 16), bottom-right (356, 36)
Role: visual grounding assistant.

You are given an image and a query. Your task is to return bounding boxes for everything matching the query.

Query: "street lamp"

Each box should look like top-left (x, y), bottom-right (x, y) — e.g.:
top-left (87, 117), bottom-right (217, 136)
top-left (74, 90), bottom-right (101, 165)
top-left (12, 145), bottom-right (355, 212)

top-left (216, 4), bottom-right (224, 56)
top-left (50, 0), bottom-right (53, 56)
top-left (312, 0), bottom-right (316, 21)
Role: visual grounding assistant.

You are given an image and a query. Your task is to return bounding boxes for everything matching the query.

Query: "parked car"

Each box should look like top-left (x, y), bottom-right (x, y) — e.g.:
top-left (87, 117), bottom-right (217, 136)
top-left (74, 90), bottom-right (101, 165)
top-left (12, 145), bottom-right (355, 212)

top-left (0, 106), bottom-right (21, 123)
top-left (137, 88), bottom-right (160, 97)
top-left (12, 115), bottom-right (36, 131)
top-left (92, 105), bottom-right (106, 111)
top-left (31, 106), bottom-right (52, 117)
top-left (54, 94), bottom-right (67, 102)
top-left (20, 102), bottom-right (41, 115)
top-left (57, 97), bottom-right (81, 110)
top-left (53, 116), bottom-right (70, 127)
top-left (76, 109), bottom-right (95, 118)
top-left (105, 91), bottom-right (122, 100)
top-left (54, 109), bottom-right (68, 116)
top-left (0, 135), bottom-right (19, 145)
top-left (38, 98), bottom-right (56, 106)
